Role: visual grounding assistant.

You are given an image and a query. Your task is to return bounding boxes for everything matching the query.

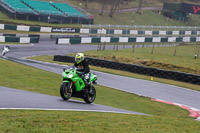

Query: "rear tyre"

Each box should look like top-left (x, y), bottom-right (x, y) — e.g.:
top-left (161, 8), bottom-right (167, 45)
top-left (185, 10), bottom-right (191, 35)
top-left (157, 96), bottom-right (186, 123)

top-left (84, 85), bottom-right (96, 104)
top-left (60, 82), bottom-right (72, 100)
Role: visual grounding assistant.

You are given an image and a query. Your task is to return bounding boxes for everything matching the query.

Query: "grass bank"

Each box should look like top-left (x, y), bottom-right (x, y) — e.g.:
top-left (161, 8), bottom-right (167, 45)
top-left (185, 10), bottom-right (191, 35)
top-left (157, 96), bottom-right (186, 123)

top-left (70, 44), bottom-right (200, 75)
top-left (92, 10), bottom-right (200, 26)
top-left (1, 110), bottom-right (200, 133)
top-left (0, 9), bottom-right (200, 28)
top-left (0, 58), bottom-right (199, 132)
top-left (28, 55), bottom-right (200, 92)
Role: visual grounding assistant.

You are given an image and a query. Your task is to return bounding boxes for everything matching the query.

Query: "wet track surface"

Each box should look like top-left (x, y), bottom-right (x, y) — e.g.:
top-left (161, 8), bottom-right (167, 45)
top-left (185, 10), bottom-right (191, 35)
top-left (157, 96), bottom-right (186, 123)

top-left (0, 86), bottom-right (147, 115)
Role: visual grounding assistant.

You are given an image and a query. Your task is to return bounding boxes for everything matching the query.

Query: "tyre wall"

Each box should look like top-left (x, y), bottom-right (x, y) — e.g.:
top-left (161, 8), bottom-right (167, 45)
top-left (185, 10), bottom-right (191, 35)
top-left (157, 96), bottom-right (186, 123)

top-left (53, 55), bottom-right (200, 85)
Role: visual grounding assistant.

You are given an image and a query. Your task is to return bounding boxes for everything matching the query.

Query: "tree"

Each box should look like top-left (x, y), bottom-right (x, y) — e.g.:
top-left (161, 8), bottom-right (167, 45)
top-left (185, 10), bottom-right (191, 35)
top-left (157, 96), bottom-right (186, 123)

top-left (85, 0), bottom-right (89, 10)
top-left (136, 0), bottom-right (143, 15)
top-left (98, 0), bottom-right (130, 17)
top-left (109, 0), bottom-right (123, 18)
top-left (99, 0), bottom-right (107, 16)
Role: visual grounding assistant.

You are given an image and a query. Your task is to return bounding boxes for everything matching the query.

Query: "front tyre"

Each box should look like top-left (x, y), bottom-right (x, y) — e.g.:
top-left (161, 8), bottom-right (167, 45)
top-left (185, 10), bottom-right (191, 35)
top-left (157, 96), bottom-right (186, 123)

top-left (60, 82), bottom-right (72, 100)
top-left (84, 85), bottom-right (96, 104)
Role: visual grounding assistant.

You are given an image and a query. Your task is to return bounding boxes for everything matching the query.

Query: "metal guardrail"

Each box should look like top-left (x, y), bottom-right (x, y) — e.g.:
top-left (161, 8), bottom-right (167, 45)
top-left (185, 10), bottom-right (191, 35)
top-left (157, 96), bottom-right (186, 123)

top-left (82, 24), bottom-right (200, 30)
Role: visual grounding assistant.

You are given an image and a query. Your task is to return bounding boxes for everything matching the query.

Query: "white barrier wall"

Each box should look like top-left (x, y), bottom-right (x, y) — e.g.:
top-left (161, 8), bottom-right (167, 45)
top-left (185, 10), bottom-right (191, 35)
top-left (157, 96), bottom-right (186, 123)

top-left (172, 31), bottom-right (179, 35)
top-left (81, 37), bottom-right (92, 43)
top-left (185, 31), bottom-right (192, 35)
top-left (0, 36), bottom-right (5, 42)
top-left (58, 38), bottom-right (70, 44)
top-left (183, 37), bottom-right (190, 42)
top-left (145, 31), bottom-right (152, 35)
top-left (168, 37), bottom-right (176, 42)
top-left (0, 24), bottom-right (4, 30)
top-left (136, 37), bottom-right (145, 42)
top-left (40, 27), bottom-right (52, 32)
top-left (159, 31), bottom-right (167, 35)
top-left (20, 37), bottom-right (30, 43)
top-left (152, 37), bottom-right (161, 42)
top-left (17, 25), bottom-right (30, 31)
top-left (80, 28), bottom-right (90, 34)
top-left (119, 37), bottom-right (128, 43)
top-left (130, 30), bottom-right (138, 35)
top-left (97, 29), bottom-right (106, 34)
top-left (101, 37), bottom-right (111, 43)
top-left (114, 30), bottom-right (123, 34)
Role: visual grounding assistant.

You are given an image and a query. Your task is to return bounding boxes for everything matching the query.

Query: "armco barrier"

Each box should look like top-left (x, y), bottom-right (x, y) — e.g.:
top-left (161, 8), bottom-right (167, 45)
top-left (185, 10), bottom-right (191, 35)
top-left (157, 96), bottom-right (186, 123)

top-left (56, 36), bottom-right (200, 44)
top-left (0, 36), bottom-right (39, 43)
top-left (53, 55), bottom-right (200, 85)
top-left (0, 23), bottom-right (200, 36)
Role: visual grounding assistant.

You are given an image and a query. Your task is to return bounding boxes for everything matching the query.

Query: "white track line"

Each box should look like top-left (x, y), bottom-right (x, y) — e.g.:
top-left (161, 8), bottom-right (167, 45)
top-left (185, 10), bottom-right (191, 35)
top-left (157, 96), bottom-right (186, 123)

top-left (0, 108), bottom-right (140, 115)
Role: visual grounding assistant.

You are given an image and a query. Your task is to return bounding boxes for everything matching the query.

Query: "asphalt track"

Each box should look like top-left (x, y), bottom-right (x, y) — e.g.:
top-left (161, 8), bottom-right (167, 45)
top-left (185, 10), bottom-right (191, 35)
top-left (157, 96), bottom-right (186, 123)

top-left (0, 86), bottom-right (146, 115)
top-left (1, 41), bottom-right (200, 114)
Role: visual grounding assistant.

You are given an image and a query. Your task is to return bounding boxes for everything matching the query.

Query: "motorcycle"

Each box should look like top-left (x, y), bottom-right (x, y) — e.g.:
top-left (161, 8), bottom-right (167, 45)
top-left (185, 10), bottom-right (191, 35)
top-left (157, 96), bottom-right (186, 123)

top-left (60, 65), bottom-right (97, 104)
top-left (2, 46), bottom-right (10, 57)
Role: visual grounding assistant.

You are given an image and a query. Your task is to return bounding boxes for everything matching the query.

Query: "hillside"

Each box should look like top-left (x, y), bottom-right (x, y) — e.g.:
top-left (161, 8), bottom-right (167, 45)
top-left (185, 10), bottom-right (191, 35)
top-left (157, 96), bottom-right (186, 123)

top-left (0, 0), bottom-right (199, 26)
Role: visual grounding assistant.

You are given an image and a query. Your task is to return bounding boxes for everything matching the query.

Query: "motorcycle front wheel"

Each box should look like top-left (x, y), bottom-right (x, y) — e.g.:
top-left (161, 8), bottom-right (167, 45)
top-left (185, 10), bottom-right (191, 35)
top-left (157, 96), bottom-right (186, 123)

top-left (60, 82), bottom-right (72, 100)
top-left (84, 85), bottom-right (96, 104)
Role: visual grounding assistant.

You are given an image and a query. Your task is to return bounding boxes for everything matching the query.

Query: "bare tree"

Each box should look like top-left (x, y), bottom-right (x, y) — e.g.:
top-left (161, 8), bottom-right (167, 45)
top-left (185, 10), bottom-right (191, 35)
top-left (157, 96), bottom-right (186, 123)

top-left (136, 0), bottom-right (143, 15)
top-left (85, 0), bottom-right (89, 10)
top-left (109, 0), bottom-right (123, 18)
top-left (99, 0), bottom-right (107, 16)
top-left (99, 0), bottom-right (129, 17)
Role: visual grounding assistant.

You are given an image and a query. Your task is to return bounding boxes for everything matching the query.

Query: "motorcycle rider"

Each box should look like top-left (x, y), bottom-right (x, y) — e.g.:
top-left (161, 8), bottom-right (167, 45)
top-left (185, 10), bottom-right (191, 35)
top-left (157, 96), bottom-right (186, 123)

top-left (74, 53), bottom-right (90, 84)
top-left (2, 46), bottom-right (10, 57)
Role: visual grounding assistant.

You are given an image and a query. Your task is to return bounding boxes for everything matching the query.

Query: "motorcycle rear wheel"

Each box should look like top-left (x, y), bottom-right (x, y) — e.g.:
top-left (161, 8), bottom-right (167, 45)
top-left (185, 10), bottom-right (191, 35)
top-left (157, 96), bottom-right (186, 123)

top-left (84, 85), bottom-right (96, 104)
top-left (60, 82), bottom-right (72, 100)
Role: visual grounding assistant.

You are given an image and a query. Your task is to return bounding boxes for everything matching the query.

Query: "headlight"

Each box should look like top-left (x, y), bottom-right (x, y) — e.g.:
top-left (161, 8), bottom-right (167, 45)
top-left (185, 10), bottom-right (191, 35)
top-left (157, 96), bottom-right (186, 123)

top-left (67, 73), bottom-right (74, 78)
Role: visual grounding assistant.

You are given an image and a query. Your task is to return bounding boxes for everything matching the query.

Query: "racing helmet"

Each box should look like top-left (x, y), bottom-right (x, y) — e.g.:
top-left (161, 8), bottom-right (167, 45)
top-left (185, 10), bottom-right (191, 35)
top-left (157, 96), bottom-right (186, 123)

top-left (75, 53), bottom-right (84, 64)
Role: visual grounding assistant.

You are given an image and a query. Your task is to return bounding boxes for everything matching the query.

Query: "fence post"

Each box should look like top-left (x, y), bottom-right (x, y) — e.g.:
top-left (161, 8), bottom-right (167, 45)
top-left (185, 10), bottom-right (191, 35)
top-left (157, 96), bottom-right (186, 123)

top-left (132, 44), bottom-right (135, 52)
top-left (151, 45), bottom-right (155, 54)
top-left (123, 44), bottom-right (125, 49)
top-left (197, 47), bottom-right (200, 58)
top-left (103, 42), bottom-right (106, 51)
top-left (113, 44), bottom-right (115, 50)
top-left (174, 45), bottom-right (177, 56)
top-left (99, 43), bottom-right (102, 51)
top-left (97, 43), bottom-right (99, 51)
top-left (116, 44), bottom-right (118, 51)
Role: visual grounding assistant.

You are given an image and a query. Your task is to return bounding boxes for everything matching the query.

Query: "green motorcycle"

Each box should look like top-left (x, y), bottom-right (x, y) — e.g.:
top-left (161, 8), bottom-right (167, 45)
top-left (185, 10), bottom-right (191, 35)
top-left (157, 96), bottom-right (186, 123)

top-left (60, 66), bottom-right (97, 104)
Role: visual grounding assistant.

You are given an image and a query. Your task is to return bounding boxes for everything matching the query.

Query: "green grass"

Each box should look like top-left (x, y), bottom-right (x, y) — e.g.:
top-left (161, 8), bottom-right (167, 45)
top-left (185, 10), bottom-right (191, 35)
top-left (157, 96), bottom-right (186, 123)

top-left (1, 110), bottom-right (200, 133)
top-left (0, 58), bottom-right (200, 132)
top-left (92, 10), bottom-right (200, 26)
top-left (77, 44), bottom-right (200, 75)
top-left (28, 55), bottom-right (200, 92)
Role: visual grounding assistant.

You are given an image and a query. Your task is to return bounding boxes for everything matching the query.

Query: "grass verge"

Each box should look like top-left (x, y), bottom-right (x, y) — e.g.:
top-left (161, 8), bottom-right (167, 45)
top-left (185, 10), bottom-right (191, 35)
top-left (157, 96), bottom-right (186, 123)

top-left (28, 55), bottom-right (200, 92)
top-left (68, 44), bottom-right (200, 75)
top-left (1, 110), bottom-right (200, 133)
